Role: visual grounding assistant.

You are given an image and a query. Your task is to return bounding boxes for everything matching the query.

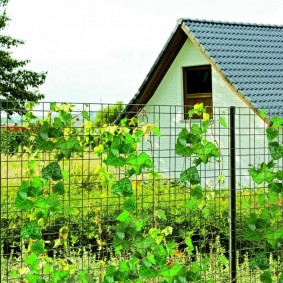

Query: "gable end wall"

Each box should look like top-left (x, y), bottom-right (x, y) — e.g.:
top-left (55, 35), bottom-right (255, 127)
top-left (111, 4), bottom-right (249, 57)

top-left (140, 38), bottom-right (268, 186)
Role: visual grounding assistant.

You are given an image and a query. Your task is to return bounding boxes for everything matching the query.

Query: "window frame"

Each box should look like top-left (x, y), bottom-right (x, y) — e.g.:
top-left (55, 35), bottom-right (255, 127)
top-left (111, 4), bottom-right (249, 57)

top-left (183, 65), bottom-right (213, 119)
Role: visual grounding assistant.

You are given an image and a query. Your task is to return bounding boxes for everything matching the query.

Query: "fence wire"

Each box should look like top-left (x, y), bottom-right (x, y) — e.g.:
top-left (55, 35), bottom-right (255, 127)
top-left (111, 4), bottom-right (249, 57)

top-left (0, 102), bottom-right (282, 282)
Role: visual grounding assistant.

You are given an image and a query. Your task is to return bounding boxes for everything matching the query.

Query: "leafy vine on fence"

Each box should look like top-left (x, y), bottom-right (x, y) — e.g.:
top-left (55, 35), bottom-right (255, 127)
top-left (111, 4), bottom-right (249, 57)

top-left (246, 110), bottom-right (283, 283)
top-left (12, 102), bottom-right (91, 282)
top-left (10, 102), bottom-right (283, 282)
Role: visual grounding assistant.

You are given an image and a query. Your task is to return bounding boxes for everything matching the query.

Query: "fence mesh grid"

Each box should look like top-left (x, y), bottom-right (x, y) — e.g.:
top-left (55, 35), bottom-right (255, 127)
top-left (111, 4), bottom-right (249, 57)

top-left (0, 102), bottom-right (282, 282)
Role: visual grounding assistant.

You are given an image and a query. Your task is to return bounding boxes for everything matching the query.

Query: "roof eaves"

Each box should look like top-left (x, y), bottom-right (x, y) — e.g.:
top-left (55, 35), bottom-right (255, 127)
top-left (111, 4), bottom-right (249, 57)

top-left (128, 21), bottom-right (183, 105)
top-left (115, 20), bottom-right (186, 122)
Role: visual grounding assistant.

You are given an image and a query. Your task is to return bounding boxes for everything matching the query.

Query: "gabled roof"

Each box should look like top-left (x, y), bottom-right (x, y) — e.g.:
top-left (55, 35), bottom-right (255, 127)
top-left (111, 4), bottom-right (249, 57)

top-left (121, 18), bottom-right (283, 118)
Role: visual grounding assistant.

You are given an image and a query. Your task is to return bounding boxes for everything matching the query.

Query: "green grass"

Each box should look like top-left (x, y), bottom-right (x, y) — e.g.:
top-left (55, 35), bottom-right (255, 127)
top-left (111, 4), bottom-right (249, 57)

top-left (1, 237), bottom-right (282, 282)
top-left (1, 153), bottom-right (283, 282)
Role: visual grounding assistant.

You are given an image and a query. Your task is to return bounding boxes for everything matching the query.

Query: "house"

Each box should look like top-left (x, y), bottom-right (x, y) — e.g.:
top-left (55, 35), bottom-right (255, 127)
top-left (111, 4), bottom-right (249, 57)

top-left (119, 19), bottom-right (283, 186)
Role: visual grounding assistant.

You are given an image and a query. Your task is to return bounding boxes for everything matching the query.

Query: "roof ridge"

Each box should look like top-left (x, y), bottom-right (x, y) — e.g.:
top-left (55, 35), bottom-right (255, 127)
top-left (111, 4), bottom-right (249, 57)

top-left (180, 18), bottom-right (283, 28)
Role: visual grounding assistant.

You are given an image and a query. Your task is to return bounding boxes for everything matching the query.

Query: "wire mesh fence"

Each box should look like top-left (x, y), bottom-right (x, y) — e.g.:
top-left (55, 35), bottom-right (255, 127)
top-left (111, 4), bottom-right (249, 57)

top-left (0, 102), bottom-right (282, 282)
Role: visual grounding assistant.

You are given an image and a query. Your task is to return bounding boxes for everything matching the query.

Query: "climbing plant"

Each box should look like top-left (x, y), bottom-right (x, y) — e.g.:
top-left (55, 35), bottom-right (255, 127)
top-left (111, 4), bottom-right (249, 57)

top-left (10, 102), bottom-right (283, 282)
top-left (246, 110), bottom-right (283, 283)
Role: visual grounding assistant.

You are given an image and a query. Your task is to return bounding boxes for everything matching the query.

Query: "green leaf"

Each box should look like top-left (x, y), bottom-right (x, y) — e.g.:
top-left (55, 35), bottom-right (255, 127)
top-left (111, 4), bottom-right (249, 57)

top-left (191, 124), bottom-right (202, 135)
top-left (268, 182), bottom-right (283, 193)
top-left (55, 137), bottom-right (82, 158)
top-left (66, 136), bottom-right (83, 152)
top-left (46, 194), bottom-right (62, 212)
top-left (133, 236), bottom-right (155, 250)
top-left (260, 271), bottom-right (272, 283)
top-left (123, 198), bottom-right (136, 211)
top-left (50, 102), bottom-right (57, 111)
top-left (259, 109), bottom-right (267, 119)
top-left (124, 133), bottom-right (134, 144)
top-left (153, 126), bottom-right (161, 137)
top-left (155, 254), bottom-right (167, 266)
top-left (187, 271), bottom-right (201, 281)
top-left (249, 252), bottom-right (269, 270)
top-left (244, 227), bottom-right (262, 242)
top-left (126, 152), bottom-right (154, 168)
top-left (25, 253), bottom-right (39, 271)
top-left (27, 186), bottom-right (43, 198)
top-left (31, 240), bottom-right (46, 255)
top-left (155, 209), bottom-right (167, 221)
top-left (159, 264), bottom-right (182, 277)
top-left (116, 211), bottom-right (131, 223)
top-left (201, 120), bottom-right (210, 133)
top-left (270, 116), bottom-right (283, 128)
top-left (139, 259), bottom-right (158, 279)
top-left (112, 178), bottom-right (133, 197)
top-left (202, 207), bottom-right (210, 219)
top-left (62, 170), bottom-right (69, 180)
top-left (194, 141), bottom-right (220, 163)
top-left (118, 260), bottom-right (130, 272)
top-left (277, 170), bottom-right (283, 180)
top-left (82, 110), bottom-right (90, 121)
top-left (174, 267), bottom-right (188, 283)
top-left (178, 128), bottom-right (189, 140)
top-left (269, 141), bottom-right (283, 160)
top-left (187, 133), bottom-right (201, 144)
top-left (191, 185), bottom-right (203, 199)
top-left (15, 190), bottom-right (34, 210)
top-left (119, 143), bottom-right (135, 154)
top-left (180, 166), bottom-right (200, 184)
top-left (32, 176), bottom-right (42, 187)
top-left (163, 226), bottom-right (173, 236)
top-left (133, 130), bottom-right (143, 142)
top-left (52, 181), bottom-right (65, 195)
top-left (78, 270), bottom-right (94, 283)
top-left (113, 232), bottom-right (125, 248)
top-left (60, 111), bottom-right (72, 123)
top-left (21, 221), bottom-right (42, 240)
top-left (258, 193), bottom-right (268, 206)
top-left (39, 121), bottom-right (50, 140)
top-left (175, 138), bottom-right (193, 156)
top-left (264, 228), bottom-right (283, 247)
top-left (19, 180), bottom-right (30, 190)
top-left (219, 117), bottom-right (227, 128)
top-left (35, 136), bottom-right (54, 151)
top-left (185, 237), bottom-right (194, 255)
top-left (48, 126), bottom-right (63, 139)
top-left (191, 262), bottom-right (201, 272)
top-left (104, 152), bottom-right (126, 167)
top-left (219, 255), bottom-right (228, 266)
top-left (249, 163), bottom-right (276, 184)
top-left (42, 162), bottom-right (63, 181)
top-left (53, 117), bottom-right (64, 129)
top-left (184, 197), bottom-right (198, 211)
top-left (266, 127), bottom-right (279, 142)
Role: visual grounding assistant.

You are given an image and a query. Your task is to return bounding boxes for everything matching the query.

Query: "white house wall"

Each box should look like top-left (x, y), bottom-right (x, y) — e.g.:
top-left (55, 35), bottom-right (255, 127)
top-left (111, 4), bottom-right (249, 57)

top-left (140, 39), bottom-right (269, 188)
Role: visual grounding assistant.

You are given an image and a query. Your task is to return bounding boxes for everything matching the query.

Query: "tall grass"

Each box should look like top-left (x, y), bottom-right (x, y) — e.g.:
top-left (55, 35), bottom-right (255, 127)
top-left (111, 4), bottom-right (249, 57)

top-left (1, 153), bottom-right (282, 282)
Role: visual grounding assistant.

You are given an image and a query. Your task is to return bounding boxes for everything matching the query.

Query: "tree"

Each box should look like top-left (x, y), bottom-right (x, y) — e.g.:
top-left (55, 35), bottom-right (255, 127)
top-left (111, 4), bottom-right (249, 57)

top-left (0, 0), bottom-right (46, 115)
top-left (93, 101), bottom-right (124, 127)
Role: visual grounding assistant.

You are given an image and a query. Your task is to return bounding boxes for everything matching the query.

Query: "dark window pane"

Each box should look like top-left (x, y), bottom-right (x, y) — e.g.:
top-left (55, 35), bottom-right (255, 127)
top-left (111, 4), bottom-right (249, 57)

top-left (183, 66), bottom-right (213, 119)
top-left (185, 68), bottom-right (212, 94)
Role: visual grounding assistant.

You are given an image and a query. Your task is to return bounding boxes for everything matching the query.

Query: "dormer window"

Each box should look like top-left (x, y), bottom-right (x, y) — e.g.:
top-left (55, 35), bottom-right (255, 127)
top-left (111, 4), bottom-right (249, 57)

top-left (183, 65), bottom-right (212, 119)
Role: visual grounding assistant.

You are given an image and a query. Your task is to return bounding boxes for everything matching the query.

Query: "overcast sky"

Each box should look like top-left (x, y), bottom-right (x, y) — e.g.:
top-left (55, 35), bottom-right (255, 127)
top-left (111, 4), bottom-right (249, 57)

top-left (5, 0), bottom-right (283, 104)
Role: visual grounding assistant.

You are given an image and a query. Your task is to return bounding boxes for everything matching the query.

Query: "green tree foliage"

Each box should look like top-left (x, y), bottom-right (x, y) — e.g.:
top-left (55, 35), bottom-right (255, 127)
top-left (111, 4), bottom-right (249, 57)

top-left (0, 0), bottom-right (46, 115)
top-left (93, 101), bottom-right (124, 127)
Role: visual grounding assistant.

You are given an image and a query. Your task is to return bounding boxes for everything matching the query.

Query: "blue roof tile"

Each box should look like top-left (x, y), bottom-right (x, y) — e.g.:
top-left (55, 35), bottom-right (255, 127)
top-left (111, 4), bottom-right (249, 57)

top-left (183, 19), bottom-right (283, 112)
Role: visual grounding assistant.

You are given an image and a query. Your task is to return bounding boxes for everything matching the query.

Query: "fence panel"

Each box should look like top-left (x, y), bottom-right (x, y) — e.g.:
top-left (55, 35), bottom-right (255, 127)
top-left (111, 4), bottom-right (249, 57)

top-left (0, 102), bottom-right (282, 282)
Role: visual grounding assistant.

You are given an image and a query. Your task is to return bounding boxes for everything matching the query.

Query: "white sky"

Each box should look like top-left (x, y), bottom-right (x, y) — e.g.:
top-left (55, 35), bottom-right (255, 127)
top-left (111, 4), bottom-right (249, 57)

top-left (5, 0), bottom-right (283, 104)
